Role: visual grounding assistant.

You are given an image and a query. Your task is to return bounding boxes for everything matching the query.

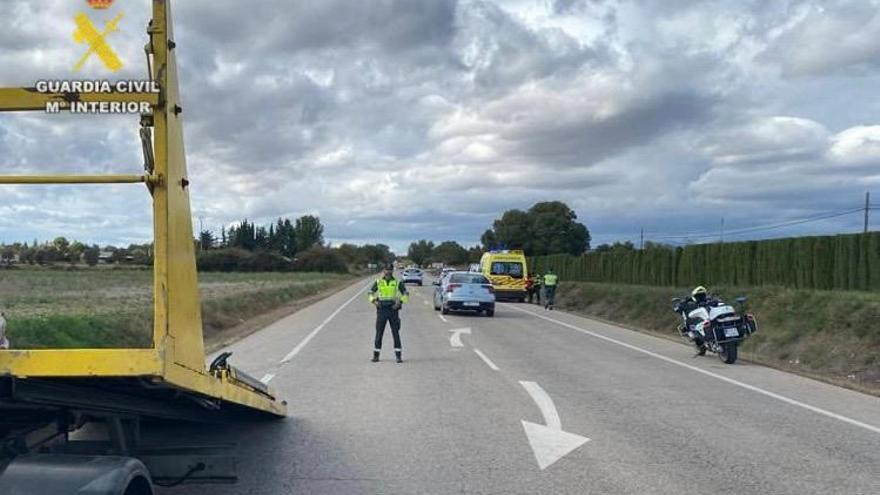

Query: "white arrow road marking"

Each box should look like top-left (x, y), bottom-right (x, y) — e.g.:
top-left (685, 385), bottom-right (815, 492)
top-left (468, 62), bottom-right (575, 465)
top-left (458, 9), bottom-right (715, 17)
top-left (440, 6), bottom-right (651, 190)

top-left (508, 304), bottom-right (880, 436)
top-left (449, 327), bottom-right (471, 348)
top-left (519, 381), bottom-right (590, 470)
top-left (520, 381), bottom-right (561, 429)
top-left (473, 348), bottom-right (499, 370)
top-left (521, 421), bottom-right (591, 471)
top-left (280, 283), bottom-right (369, 364)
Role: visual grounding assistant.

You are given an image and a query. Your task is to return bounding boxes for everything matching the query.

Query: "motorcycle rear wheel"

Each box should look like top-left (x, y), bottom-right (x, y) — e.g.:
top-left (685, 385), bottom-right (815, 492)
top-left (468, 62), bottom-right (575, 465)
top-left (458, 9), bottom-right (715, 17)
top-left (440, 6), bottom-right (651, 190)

top-left (719, 342), bottom-right (738, 364)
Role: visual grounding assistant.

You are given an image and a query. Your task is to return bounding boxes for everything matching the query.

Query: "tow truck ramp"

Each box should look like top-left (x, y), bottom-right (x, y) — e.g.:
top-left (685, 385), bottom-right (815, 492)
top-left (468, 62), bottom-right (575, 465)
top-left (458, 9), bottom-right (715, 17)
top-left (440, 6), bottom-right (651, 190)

top-left (0, 1), bottom-right (286, 493)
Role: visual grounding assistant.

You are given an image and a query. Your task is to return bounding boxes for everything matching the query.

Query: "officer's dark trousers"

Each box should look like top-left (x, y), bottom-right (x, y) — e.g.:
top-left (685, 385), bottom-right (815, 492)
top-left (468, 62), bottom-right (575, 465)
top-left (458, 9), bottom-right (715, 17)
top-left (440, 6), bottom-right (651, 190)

top-left (527, 288), bottom-right (541, 304)
top-left (374, 307), bottom-right (402, 353)
top-left (544, 286), bottom-right (556, 306)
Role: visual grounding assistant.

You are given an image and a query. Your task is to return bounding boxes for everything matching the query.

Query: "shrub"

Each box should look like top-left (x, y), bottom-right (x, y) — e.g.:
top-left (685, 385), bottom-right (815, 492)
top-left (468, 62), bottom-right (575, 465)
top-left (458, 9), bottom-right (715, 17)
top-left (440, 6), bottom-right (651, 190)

top-left (197, 248), bottom-right (294, 272)
top-left (197, 248), bottom-right (250, 272)
top-left (294, 246), bottom-right (348, 273)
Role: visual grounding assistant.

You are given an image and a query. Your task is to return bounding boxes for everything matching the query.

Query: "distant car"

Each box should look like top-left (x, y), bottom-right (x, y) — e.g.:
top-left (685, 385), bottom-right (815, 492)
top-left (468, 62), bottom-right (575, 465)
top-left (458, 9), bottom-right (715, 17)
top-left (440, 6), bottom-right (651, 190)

top-left (433, 271), bottom-right (496, 316)
top-left (402, 268), bottom-right (424, 286)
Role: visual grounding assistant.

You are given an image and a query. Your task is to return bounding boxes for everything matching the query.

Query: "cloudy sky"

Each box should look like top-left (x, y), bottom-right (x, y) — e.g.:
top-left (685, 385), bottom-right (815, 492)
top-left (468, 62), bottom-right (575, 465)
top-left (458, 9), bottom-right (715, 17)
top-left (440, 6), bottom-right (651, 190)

top-left (1, 0), bottom-right (878, 252)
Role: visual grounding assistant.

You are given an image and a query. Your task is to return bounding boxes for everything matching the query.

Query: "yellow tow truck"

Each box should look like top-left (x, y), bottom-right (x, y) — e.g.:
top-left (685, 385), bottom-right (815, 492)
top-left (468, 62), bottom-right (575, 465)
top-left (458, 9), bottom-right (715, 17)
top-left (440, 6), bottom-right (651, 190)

top-left (0, 2), bottom-right (286, 492)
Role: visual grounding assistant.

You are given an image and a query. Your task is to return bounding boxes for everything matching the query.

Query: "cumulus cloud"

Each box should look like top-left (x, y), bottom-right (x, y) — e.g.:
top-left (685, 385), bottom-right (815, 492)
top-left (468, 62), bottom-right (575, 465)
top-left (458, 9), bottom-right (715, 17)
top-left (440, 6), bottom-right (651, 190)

top-left (0, 0), bottom-right (877, 249)
top-left (699, 116), bottom-right (829, 166)
top-left (828, 125), bottom-right (880, 167)
top-left (759, 0), bottom-right (880, 77)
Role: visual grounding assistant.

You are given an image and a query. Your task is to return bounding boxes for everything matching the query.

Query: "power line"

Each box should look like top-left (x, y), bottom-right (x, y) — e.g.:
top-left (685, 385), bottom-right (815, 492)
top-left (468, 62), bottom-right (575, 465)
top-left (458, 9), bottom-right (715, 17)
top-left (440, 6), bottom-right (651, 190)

top-left (597, 196), bottom-right (876, 248)
top-left (652, 207), bottom-right (864, 241)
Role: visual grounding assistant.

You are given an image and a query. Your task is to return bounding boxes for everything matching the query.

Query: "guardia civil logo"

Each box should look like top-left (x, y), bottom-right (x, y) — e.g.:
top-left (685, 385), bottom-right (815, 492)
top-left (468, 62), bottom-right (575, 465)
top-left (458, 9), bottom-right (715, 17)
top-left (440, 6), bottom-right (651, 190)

top-left (73, 0), bottom-right (124, 73)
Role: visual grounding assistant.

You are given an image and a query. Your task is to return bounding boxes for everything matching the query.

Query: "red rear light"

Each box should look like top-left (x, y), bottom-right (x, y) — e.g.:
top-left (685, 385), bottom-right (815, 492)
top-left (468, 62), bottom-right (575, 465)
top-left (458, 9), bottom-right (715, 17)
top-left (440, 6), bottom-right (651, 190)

top-left (446, 283), bottom-right (461, 293)
top-left (482, 284), bottom-right (495, 293)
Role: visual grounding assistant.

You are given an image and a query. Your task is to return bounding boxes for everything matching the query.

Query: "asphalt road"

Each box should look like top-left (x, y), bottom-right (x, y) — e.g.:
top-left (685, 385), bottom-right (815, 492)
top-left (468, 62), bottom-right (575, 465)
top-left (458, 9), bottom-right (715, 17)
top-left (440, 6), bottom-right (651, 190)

top-left (164, 277), bottom-right (880, 494)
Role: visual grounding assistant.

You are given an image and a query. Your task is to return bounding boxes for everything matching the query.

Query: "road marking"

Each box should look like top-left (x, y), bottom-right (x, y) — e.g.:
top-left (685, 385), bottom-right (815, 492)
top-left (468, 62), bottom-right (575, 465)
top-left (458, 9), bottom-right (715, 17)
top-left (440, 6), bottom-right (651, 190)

top-left (423, 300), bottom-right (429, 305)
top-left (438, 314), bottom-right (448, 323)
top-left (260, 373), bottom-right (275, 384)
top-left (449, 327), bottom-right (471, 348)
top-left (473, 348), bottom-right (500, 371)
top-left (520, 381), bottom-right (562, 429)
top-left (508, 304), bottom-right (880, 436)
top-left (519, 381), bottom-right (590, 470)
top-left (280, 284), bottom-right (368, 363)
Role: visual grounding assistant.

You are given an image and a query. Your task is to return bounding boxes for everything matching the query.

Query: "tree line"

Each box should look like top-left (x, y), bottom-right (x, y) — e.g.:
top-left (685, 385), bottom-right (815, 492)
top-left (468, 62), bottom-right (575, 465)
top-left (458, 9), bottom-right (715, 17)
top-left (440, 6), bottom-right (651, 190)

top-left (1, 213), bottom-right (395, 274)
top-left (197, 215), bottom-right (395, 273)
top-left (406, 201), bottom-right (592, 267)
top-left (0, 237), bottom-right (152, 267)
top-left (529, 232), bottom-right (880, 292)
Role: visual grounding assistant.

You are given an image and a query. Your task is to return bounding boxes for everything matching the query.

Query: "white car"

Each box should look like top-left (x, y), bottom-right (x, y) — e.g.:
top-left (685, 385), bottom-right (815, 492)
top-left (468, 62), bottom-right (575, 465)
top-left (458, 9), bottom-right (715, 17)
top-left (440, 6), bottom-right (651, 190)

top-left (402, 268), bottom-right (424, 286)
top-left (433, 271), bottom-right (496, 316)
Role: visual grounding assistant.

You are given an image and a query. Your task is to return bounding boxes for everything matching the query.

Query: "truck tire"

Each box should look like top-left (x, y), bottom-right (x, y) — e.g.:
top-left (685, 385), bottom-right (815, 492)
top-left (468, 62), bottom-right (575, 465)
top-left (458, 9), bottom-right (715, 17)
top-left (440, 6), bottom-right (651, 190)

top-left (0, 454), bottom-right (154, 495)
top-left (719, 342), bottom-right (738, 364)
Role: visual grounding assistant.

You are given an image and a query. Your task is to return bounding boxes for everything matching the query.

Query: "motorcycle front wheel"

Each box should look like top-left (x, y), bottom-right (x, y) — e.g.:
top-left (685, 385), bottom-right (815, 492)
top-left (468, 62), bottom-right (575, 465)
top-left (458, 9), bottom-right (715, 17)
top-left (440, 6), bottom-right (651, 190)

top-left (719, 342), bottom-right (738, 364)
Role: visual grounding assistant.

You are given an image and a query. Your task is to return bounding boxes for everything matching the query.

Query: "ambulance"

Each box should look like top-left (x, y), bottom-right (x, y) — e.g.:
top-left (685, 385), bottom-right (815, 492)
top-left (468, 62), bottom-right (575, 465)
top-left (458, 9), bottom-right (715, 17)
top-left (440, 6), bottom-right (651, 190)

top-left (479, 250), bottom-right (528, 301)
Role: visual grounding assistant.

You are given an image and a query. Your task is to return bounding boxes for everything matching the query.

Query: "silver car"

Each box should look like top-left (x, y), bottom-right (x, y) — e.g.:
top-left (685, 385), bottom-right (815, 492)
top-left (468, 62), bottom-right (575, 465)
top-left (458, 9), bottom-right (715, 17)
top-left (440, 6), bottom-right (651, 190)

top-left (402, 268), bottom-right (423, 286)
top-left (433, 271), bottom-right (496, 316)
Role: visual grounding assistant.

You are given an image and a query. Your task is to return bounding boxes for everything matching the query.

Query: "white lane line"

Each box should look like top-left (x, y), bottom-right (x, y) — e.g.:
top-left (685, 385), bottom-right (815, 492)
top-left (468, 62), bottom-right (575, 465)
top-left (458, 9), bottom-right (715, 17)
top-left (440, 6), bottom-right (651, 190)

top-left (280, 284), bottom-right (369, 363)
top-left (520, 381), bottom-right (562, 430)
top-left (423, 300), bottom-right (429, 305)
top-left (474, 348), bottom-right (500, 371)
top-left (508, 304), bottom-right (880, 436)
top-left (438, 314), bottom-right (448, 323)
top-left (260, 373), bottom-right (275, 384)
top-left (449, 327), bottom-right (471, 348)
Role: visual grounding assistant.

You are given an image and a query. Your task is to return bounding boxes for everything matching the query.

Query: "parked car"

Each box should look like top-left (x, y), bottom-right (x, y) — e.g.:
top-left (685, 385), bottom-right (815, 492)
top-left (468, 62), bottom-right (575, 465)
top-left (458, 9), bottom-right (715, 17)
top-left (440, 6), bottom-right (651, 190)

top-left (433, 271), bottom-right (496, 316)
top-left (402, 268), bottom-right (424, 286)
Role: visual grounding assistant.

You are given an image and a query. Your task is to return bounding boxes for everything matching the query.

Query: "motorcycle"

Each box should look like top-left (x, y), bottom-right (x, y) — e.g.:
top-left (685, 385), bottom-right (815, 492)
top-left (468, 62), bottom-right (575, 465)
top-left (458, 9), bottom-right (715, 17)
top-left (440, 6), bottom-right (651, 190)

top-left (671, 294), bottom-right (757, 364)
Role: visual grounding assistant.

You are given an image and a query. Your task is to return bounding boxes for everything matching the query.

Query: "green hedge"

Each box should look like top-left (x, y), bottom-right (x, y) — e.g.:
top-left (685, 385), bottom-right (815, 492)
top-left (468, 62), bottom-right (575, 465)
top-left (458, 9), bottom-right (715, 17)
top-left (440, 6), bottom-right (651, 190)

top-left (529, 232), bottom-right (880, 291)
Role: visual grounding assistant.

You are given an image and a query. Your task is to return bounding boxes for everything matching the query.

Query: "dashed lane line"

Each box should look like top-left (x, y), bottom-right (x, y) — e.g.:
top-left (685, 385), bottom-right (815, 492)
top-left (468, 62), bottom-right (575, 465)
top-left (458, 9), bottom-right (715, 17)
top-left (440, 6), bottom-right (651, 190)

top-left (474, 348), bottom-right (500, 371)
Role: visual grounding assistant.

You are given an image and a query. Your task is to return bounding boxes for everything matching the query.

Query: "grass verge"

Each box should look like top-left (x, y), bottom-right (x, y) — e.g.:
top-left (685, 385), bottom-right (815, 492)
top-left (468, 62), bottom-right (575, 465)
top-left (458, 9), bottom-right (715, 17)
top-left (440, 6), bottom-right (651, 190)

top-left (552, 282), bottom-right (880, 394)
top-left (4, 270), bottom-right (355, 349)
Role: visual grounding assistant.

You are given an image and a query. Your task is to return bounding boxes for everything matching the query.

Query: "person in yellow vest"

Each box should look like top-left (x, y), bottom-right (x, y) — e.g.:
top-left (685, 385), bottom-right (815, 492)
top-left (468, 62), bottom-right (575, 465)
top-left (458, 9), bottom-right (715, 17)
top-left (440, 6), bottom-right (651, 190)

top-left (543, 269), bottom-right (558, 310)
top-left (368, 263), bottom-right (409, 363)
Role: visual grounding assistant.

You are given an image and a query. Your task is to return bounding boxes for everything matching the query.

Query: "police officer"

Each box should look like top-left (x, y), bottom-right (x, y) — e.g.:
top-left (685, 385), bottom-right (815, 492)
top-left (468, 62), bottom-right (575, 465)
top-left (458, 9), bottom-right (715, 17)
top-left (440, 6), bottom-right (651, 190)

top-left (368, 263), bottom-right (409, 363)
top-left (525, 273), bottom-right (536, 303)
top-left (689, 285), bottom-right (709, 306)
top-left (543, 268), bottom-right (558, 310)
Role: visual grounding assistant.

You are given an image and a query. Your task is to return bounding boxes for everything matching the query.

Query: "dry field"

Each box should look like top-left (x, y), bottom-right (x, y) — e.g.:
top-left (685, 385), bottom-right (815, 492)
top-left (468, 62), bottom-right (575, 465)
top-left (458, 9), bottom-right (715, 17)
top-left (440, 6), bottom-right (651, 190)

top-left (0, 267), bottom-right (354, 348)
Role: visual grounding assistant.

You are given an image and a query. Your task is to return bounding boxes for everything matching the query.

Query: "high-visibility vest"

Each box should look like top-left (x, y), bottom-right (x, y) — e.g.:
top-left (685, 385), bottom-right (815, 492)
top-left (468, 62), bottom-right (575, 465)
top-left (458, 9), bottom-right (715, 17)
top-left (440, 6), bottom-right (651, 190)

top-left (369, 278), bottom-right (409, 304)
top-left (543, 273), bottom-right (558, 286)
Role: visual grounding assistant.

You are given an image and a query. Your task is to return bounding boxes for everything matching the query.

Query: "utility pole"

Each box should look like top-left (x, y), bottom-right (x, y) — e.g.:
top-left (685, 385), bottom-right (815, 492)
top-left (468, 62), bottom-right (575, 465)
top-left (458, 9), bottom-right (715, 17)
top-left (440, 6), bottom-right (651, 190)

top-left (640, 228), bottom-right (644, 250)
top-left (720, 217), bottom-right (724, 244)
top-left (198, 216), bottom-right (205, 251)
top-left (866, 192), bottom-right (871, 234)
